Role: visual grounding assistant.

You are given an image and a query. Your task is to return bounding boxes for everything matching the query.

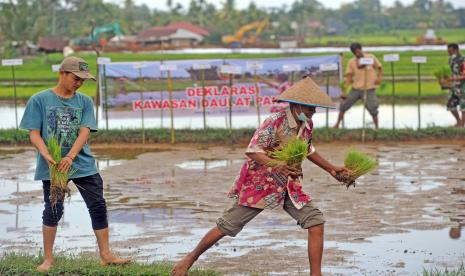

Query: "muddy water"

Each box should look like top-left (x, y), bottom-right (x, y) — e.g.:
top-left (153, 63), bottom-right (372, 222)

top-left (0, 143), bottom-right (464, 275)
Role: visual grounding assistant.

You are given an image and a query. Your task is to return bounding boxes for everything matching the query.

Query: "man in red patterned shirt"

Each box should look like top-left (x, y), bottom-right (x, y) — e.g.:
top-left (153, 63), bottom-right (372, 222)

top-left (172, 77), bottom-right (350, 276)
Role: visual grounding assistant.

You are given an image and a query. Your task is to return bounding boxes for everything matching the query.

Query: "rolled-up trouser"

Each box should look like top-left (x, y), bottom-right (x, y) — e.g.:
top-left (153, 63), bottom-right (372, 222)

top-left (339, 88), bottom-right (379, 117)
top-left (42, 173), bottom-right (108, 230)
top-left (216, 193), bottom-right (325, 237)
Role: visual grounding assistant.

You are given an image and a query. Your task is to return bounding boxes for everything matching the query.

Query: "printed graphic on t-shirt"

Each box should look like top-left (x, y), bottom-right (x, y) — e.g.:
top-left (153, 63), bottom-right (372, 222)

top-left (46, 106), bottom-right (82, 147)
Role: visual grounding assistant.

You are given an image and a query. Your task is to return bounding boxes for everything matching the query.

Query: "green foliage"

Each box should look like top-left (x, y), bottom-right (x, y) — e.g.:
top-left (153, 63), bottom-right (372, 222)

top-left (344, 150), bottom-right (378, 179)
top-left (269, 138), bottom-right (308, 167)
top-left (0, 253), bottom-right (219, 276)
top-left (433, 66), bottom-right (451, 80)
top-left (3, 127), bottom-right (465, 146)
top-left (47, 134), bottom-right (76, 189)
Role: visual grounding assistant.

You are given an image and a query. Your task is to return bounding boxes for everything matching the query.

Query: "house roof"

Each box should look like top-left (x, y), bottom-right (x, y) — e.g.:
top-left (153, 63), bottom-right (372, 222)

top-left (38, 36), bottom-right (68, 51)
top-left (166, 22), bottom-right (209, 36)
top-left (138, 26), bottom-right (178, 40)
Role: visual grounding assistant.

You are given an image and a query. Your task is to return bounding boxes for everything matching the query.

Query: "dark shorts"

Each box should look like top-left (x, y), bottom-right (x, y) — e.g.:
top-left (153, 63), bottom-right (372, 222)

top-left (340, 88), bottom-right (379, 116)
top-left (42, 173), bottom-right (108, 230)
top-left (447, 87), bottom-right (465, 111)
top-left (216, 193), bottom-right (325, 237)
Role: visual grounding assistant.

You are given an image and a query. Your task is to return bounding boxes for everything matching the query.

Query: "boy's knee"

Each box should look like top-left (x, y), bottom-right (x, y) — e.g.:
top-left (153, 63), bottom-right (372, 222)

top-left (42, 203), bottom-right (64, 227)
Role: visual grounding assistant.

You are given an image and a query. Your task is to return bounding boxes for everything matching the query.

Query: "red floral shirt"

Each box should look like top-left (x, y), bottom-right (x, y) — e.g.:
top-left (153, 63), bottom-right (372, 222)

top-left (228, 108), bottom-right (315, 210)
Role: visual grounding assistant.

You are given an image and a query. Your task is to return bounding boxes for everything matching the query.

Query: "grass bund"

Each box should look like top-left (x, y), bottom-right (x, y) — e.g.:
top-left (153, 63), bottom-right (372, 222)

top-left (1, 127), bottom-right (465, 146)
top-left (0, 253), bottom-right (219, 276)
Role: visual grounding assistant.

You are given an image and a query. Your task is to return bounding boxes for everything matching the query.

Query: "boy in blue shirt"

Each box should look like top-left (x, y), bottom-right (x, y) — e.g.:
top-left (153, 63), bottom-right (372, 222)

top-left (20, 56), bottom-right (129, 272)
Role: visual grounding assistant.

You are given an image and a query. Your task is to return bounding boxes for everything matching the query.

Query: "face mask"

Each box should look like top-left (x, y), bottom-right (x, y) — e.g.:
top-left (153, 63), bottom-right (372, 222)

top-left (451, 54), bottom-right (457, 59)
top-left (297, 112), bottom-right (309, 122)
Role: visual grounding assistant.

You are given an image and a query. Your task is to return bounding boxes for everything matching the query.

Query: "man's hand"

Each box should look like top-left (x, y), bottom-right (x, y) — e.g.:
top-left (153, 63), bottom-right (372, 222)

top-left (274, 164), bottom-right (301, 178)
top-left (57, 156), bottom-right (73, 173)
top-left (374, 78), bottom-right (382, 85)
top-left (340, 92), bottom-right (347, 99)
top-left (42, 153), bottom-right (57, 167)
top-left (329, 166), bottom-right (352, 181)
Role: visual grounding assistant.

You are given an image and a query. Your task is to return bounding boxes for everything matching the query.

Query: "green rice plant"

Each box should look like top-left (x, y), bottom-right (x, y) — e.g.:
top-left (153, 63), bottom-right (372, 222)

top-left (433, 66), bottom-right (452, 89)
top-left (269, 137), bottom-right (308, 168)
top-left (47, 134), bottom-right (77, 206)
top-left (344, 150), bottom-right (378, 178)
top-left (433, 66), bottom-right (451, 81)
top-left (337, 150), bottom-right (378, 188)
top-left (339, 81), bottom-right (352, 94)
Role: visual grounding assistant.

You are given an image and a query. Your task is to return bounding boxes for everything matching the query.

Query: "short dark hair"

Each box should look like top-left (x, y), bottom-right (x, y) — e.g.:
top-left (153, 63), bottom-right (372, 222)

top-left (350, 42), bottom-right (362, 54)
top-left (448, 43), bottom-right (459, 50)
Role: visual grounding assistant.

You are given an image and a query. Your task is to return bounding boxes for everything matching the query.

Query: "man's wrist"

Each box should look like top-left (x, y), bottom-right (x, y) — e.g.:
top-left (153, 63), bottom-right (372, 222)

top-left (65, 154), bottom-right (75, 161)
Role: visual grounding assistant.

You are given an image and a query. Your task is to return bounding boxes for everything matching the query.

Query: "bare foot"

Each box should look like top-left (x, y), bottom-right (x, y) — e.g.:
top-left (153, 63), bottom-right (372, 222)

top-left (171, 255), bottom-right (196, 276)
top-left (100, 253), bottom-right (130, 266)
top-left (36, 259), bottom-right (53, 272)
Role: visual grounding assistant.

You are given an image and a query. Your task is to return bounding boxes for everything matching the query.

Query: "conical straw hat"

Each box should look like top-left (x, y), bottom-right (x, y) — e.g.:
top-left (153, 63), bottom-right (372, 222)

top-left (275, 77), bottom-right (336, 109)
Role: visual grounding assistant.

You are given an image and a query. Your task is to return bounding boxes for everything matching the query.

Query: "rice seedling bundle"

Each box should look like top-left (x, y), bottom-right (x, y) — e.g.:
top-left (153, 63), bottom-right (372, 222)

top-left (337, 150), bottom-right (378, 188)
top-left (269, 138), bottom-right (308, 170)
top-left (339, 81), bottom-right (352, 94)
top-left (433, 66), bottom-right (452, 89)
top-left (47, 134), bottom-right (77, 206)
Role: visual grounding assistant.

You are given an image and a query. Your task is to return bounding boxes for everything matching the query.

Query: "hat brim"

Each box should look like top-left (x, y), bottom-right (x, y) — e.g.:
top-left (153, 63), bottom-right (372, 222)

top-left (71, 71), bottom-right (96, 81)
top-left (275, 99), bottom-right (336, 109)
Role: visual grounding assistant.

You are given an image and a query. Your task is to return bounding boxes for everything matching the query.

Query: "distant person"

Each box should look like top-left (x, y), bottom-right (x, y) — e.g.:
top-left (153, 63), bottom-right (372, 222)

top-left (260, 72), bottom-right (292, 94)
top-left (334, 43), bottom-right (383, 129)
top-left (19, 56), bottom-right (129, 272)
top-left (260, 73), bottom-right (292, 113)
top-left (171, 77), bottom-right (351, 276)
top-left (446, 43), bottom-right (465, 127)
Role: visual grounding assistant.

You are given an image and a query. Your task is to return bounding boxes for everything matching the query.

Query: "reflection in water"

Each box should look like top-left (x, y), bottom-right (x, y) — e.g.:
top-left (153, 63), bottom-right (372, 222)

top-left (325, 228), bottom-right (465, 275)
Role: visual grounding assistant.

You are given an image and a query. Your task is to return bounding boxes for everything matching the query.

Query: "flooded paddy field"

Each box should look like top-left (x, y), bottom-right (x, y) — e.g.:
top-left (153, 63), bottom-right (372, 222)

top-left (0, 142), bottom-right (464, 275)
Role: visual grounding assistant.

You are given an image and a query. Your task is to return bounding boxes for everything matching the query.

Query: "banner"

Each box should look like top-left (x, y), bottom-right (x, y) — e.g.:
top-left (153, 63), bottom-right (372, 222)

top-left (99, 55), bottom-right (342, 119)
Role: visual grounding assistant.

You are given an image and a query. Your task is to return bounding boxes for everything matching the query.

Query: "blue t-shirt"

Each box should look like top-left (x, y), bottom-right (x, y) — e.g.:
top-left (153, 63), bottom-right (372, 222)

top-left (19, 89), bottom-right (98, 180)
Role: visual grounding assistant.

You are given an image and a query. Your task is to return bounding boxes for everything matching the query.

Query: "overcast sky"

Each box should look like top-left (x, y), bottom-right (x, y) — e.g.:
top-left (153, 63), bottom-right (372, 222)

top-left (108, 0), bottom-right (465, 10)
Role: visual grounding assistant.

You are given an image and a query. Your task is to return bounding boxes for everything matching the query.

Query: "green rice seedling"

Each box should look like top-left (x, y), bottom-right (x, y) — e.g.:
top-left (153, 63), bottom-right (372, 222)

top-left (337, 150), bottom-right (378, 188)
top-left (339, 81), bottom-right (352, 94)
top-left (269, 138), bottom-right (308, 169)
top-left (47, 134), bottom-right (77, 206)
top-left (433, 66), bottom-right (452, 89)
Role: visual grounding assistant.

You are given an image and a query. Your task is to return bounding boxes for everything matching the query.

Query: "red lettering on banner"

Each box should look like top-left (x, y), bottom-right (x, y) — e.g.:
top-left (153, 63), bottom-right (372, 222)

top-left (235, 97), bottom-right (244, 106)
top-left (152, 100), bottom-right (162, 109)
top-left (211, 99), bottom-right (218, 107)
top-left (219, 98), bottom-right (228, 107)
top-left (143, 101), bottom-right (151, 109)
top-left (263, 96), bottom-right (272, 105)
top-left (221, 86), bottom-right (229, 95)
top-left (249, 85), bottom-right (257, 94)
top-left (244, 97), bottom-right (252, 106)
top-left (133, 101), bottom-right (142, 110)
top-left (239, 86), bottom-right (247, 95)
top-left (231, 86), bottom-right (238, 95)
top-left (163, 101), bottom-right (170, 108)
top-left (186, 88), bottom-right (196, 97)
top-left (180, 100), bottom-right (187, 108)
top-left (188, 99), bottom-right (197, 108)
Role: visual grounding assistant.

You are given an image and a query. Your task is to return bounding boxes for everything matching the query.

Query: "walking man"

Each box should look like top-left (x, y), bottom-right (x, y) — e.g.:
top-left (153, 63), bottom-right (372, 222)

top-left (172, 77), bottom-right (350, 276)
top-left (19, 56), bottom-right (129, 272)
top-left (446, 43), bottom-right (465, 127)
top-left (334, 42), bottom-right (383, 129)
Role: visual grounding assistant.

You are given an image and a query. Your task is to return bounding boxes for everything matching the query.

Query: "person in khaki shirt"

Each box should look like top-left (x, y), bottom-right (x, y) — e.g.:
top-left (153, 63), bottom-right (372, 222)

top-left (334, 43), bottom-right (383, 129)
